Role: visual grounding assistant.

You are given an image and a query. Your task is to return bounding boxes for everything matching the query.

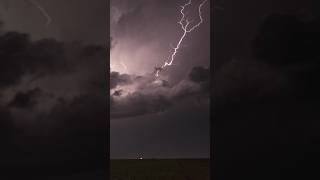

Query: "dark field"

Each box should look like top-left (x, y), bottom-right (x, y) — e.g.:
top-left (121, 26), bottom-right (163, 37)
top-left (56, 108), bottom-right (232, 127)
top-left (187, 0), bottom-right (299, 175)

top-left (111, 159), bottom-right (209, 180)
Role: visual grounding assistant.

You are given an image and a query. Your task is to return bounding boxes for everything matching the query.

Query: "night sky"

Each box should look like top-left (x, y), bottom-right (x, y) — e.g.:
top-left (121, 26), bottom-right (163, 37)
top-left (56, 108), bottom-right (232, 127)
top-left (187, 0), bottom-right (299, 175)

top-left (110, 0), bottom-right (210, 159)
top-left (0, 0), bottom-right (108, 178)
top-left (3, 0), bottom-right (320, 179)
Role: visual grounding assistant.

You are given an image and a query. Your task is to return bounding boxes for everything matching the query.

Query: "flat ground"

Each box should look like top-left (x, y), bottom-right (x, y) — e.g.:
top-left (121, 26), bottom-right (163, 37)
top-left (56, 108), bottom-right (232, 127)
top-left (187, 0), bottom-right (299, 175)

top-left (111, 159), bottom-right (209, 180)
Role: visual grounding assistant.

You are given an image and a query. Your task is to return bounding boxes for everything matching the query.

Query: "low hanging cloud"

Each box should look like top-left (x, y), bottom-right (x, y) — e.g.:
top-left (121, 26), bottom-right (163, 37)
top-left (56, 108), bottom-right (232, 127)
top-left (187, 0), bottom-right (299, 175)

top-left (110, 66), bottom-right (210, 119)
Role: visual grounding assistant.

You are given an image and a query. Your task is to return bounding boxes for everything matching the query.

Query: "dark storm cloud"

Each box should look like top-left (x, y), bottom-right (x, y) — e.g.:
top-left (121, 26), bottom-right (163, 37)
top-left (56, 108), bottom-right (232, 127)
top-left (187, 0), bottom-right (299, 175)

top-left (110, 71), bottom-right (133, 89)
top-left (0, 25), bottom-right (107, 172)
top-left (0, 0), bottom-right (108, 177)
top-left (110, 66), bottom-right (209, 119)
top-left (8, 88), bottom-right (43, 109)
top-left (0, 31), bottom-right (68, 88)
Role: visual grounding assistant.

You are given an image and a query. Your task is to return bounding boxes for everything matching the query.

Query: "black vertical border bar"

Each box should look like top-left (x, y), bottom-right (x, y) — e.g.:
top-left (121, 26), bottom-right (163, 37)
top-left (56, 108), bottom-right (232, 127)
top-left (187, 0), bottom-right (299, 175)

top-left (106, 0), bottom-right (111, 178)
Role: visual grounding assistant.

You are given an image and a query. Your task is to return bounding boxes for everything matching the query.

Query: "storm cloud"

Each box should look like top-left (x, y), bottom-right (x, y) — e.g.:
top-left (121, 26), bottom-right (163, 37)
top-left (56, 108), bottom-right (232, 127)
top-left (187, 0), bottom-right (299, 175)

top-left (110, 66), bottom-right (209, 119)
top-left (0, 23), bottom-right (107, 175)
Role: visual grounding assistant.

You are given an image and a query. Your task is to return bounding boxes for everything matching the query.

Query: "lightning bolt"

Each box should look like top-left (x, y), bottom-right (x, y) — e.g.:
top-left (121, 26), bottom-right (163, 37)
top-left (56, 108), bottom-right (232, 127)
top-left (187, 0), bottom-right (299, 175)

top-left (29, 0), bottom-right (52, 27)
top-left (155, 0), bottom-right (208, 77)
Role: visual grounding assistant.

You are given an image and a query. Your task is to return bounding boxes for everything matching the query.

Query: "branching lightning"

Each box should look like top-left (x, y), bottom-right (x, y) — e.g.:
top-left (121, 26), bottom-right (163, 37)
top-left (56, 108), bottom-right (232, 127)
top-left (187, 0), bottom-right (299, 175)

top-left (155, 0), bottom-right (208, 77)
top-left (29, 0), bottom-right (52, 27)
